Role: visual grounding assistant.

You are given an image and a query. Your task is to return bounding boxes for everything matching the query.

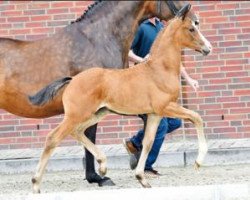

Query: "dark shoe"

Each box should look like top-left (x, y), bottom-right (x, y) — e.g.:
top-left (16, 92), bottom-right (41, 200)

top-left (123, 138), bottom-right (138, 154)
top-left (123, 139), bottom-right (141, 170)
top-left (144, 169), bottom-right (161, 179)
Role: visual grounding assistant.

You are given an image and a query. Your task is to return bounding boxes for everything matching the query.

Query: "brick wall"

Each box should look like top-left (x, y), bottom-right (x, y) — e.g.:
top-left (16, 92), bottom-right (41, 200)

top-left (0, 1), bottom-right (249, 150)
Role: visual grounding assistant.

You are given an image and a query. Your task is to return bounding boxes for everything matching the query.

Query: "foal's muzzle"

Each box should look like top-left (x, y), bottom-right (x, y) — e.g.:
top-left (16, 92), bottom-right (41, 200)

top-left (197, 44), bottom-right (212, 56)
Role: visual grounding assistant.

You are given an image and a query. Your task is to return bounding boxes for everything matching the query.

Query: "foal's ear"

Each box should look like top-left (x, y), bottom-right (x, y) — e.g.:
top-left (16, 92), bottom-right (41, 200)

top-left (176, 3), bottom-right (191, 21)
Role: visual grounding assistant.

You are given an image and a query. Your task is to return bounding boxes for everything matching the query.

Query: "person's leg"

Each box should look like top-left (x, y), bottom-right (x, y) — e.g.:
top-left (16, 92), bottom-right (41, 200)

top-left (145, 118), bottom-right (182, 170)
top-left (84, 124), bottom-right (115, 186)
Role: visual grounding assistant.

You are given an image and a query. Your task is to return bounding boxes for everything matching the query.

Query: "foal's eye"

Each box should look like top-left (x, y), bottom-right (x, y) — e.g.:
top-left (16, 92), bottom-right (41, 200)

top-left (189, 28), bottom-right (195, 32)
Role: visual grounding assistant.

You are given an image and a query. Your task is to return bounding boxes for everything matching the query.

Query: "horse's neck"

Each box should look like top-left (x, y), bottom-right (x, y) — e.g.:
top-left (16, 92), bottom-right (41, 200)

top-left (78, 2), bottom-right (145, 39)
top-left (68, 1), bottom-right (150, 68)
top-left (149, 35), bottom-right (182, 77)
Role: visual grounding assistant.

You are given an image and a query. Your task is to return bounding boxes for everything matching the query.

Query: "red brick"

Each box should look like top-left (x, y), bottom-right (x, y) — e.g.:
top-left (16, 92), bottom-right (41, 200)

top-left (220, 53), bottom-right (243, 60)
top-left (25, 22), bottom-right (46, 28)
top-left (223, 103), bottom-right (246, 109)
top-left (31, 15), bottom-right (52, 21)
top-left (226, 59), bottom-right (248, 65)
top-left (230, 108), bottom-right (250, 114)
top-left (0, 138), bottom-right (16, 144)
top-left (51, 2), bottom-right (74, 8)
top-left (97, 133), bottom-right (118, 139)
top-left (234, 90), bottom-right (250, 96)
top-left (102, 127), bottom-right (122, 133)
top-left (7, 16), bottom-right (29, 22)
top-left (231, 15), bottom-right (250, 22)
top-left (47, 8), bottom-right (69, 14)
top-left (217, 97), bottom-right (239, 103)
top-left (237, 21), bottom-right (250, 27)
top-left (199, 11), bottom-right (222, 18)
top-left (205, 17), bottom-right (228, 23)
top-left (28, 3), bottom-right (50, 9)
top-left (9, 29), bottom-right (31, 35)
top-left (216, 3), bottom-right (239, 10)
top-left (226, 71), bottom-right (248, 78)
top-left (209, 79), bottom-right (231, 85)
top-left (32, 27), bottom-right (54, 34)
top-left (1, 11), bottom-right (23, 16)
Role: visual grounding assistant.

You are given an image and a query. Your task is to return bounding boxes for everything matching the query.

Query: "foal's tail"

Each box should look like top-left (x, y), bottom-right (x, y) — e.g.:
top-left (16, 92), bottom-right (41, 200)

top-left (29, 77), bottom-right (72, 106)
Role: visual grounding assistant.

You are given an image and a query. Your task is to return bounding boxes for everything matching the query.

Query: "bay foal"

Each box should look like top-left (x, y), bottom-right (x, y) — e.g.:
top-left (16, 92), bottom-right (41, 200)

top-left (30, 4), bottom-right (212, 192)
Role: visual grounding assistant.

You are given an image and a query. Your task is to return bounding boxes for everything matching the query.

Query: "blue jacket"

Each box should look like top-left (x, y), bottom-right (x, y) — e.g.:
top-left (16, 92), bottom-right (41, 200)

top-left (131, 19), bottom-right (164, 58)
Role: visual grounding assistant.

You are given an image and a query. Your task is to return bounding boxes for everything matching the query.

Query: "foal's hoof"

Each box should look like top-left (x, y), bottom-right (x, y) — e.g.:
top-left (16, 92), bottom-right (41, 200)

top-left (98, 177), bottom-right (115, 187)
top-left (31, 177), bottom-right (41, 194)
top-left (136, 174), bottom-right (151, 188)
top-left (194, 161), bottom-right (201, 171)
top-left (99, 166), bottom-right (107, 176)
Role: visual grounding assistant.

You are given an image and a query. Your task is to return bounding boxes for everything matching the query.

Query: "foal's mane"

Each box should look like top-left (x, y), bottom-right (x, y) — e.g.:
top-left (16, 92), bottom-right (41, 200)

top-left (149, 18), bottom-right (180, 55)
top-left (71, 0), bottom-right (104, 24)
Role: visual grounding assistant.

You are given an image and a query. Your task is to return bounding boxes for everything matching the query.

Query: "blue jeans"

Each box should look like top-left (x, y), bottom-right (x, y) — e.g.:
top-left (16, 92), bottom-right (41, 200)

top-left (130, 117), bottom-right (182, 170)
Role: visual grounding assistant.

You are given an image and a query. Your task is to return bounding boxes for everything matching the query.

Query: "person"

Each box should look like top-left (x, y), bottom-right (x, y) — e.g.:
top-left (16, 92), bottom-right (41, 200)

top-left (124, 17), bottom-right (199, 177)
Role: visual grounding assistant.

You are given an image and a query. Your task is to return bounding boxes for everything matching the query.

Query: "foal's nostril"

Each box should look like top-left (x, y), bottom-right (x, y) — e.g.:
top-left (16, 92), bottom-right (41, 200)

top-left (202, 49), bottom-right (210, 56)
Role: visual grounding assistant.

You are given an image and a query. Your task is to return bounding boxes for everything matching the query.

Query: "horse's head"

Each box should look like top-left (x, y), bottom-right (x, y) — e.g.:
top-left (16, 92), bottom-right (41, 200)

top-left (169, 4), bottom-right (212, 56)
top-left (147, 1), bottom-right (199, 27)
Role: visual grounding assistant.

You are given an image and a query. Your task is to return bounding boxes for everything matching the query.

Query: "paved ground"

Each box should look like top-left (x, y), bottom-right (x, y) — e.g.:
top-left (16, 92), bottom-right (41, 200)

top-left (1, 138), bottom-right (250, 174)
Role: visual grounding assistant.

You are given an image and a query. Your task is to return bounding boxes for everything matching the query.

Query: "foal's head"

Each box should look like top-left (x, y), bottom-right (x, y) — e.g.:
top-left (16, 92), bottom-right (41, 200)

top-left (169, 4), bottom-right (212, 56)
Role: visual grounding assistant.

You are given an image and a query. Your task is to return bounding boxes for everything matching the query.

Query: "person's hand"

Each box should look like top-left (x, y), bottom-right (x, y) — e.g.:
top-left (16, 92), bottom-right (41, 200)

top-left (187, 78), bottom-right (199, 92)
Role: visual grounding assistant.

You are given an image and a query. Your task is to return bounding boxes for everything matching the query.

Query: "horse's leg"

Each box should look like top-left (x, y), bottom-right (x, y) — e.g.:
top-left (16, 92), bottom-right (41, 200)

top-left (84, 111), bottom-right (115, 186)
top-left (135, 114), bottom-right (161, 188)
top-left (32, 118), bottom-right (75, 193)
top-left (162, 102), bottom-right (208, 168)
top-left (73, 121), bottom-right (108, 177)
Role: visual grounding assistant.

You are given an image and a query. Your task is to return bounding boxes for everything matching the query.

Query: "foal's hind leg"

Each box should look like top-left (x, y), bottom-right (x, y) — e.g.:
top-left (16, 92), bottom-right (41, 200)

top-left (162, 102), bottom-right (208, 169)
top-left (135, 114), bottom-right (161, 188)
top-left (32, 119), bottom-right (75, 193)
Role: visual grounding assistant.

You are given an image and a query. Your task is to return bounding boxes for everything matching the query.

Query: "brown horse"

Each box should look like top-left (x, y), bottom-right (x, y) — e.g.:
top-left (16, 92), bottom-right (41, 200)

top-left (29, 4), bottom-right (211, 192)
top-left (0, 1), bottom-right (199, 186)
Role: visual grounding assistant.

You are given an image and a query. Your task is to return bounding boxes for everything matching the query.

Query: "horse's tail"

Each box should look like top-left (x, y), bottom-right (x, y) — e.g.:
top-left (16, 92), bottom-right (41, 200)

top-left (29, 77), bottom-right (72, 106)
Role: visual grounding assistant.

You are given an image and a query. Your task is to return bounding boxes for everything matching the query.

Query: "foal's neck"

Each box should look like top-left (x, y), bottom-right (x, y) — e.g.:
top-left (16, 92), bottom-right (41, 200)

top-left (149, 32), bottom-right (182, 75)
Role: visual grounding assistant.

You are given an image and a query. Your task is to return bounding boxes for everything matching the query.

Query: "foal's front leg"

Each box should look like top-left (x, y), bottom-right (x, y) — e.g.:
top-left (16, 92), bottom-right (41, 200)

top-left (135, 114), bottom-right (161, 188)
top-left (72, 109), bottom-right (111, 177)
top-left (162, 102), bottom-right (208, 168)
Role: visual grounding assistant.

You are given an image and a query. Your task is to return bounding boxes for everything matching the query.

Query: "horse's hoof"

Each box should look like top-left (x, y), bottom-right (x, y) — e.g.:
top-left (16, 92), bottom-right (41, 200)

top-left (98, 177), bottom-right (115, 187)
top-left (142, 182), bottom-right (152, 188)
top-left (33, 189), bottom-right (41, 194)
top-left (32, 177), bottom-right (41, 194)
top-left (86, 173), bottom-right (115, 187)
top-left (99, 166), bottom-right (107, 176)
top-left (194, 161), bottom-right (201, 171)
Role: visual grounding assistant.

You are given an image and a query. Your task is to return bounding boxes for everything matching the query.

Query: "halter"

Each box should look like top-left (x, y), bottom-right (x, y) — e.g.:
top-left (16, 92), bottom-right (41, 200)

top-left (157, 1), bottom-right (179, 16)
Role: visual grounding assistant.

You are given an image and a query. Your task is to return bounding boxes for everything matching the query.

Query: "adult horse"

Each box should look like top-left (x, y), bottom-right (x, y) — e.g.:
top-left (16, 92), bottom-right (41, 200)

top-left (0, 1), bottom-right (198, 186)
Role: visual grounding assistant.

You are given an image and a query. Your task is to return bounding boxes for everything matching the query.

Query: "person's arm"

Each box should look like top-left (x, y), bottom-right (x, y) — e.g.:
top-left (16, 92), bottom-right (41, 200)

top-left (128, 50), bottom-right (144, 63)
top-left (180, 63), bottom-right (199, 92)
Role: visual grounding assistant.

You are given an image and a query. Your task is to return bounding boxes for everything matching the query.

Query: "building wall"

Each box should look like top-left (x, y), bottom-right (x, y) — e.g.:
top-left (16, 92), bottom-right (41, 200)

top-left (0, 1), bottom-right (249, 150)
